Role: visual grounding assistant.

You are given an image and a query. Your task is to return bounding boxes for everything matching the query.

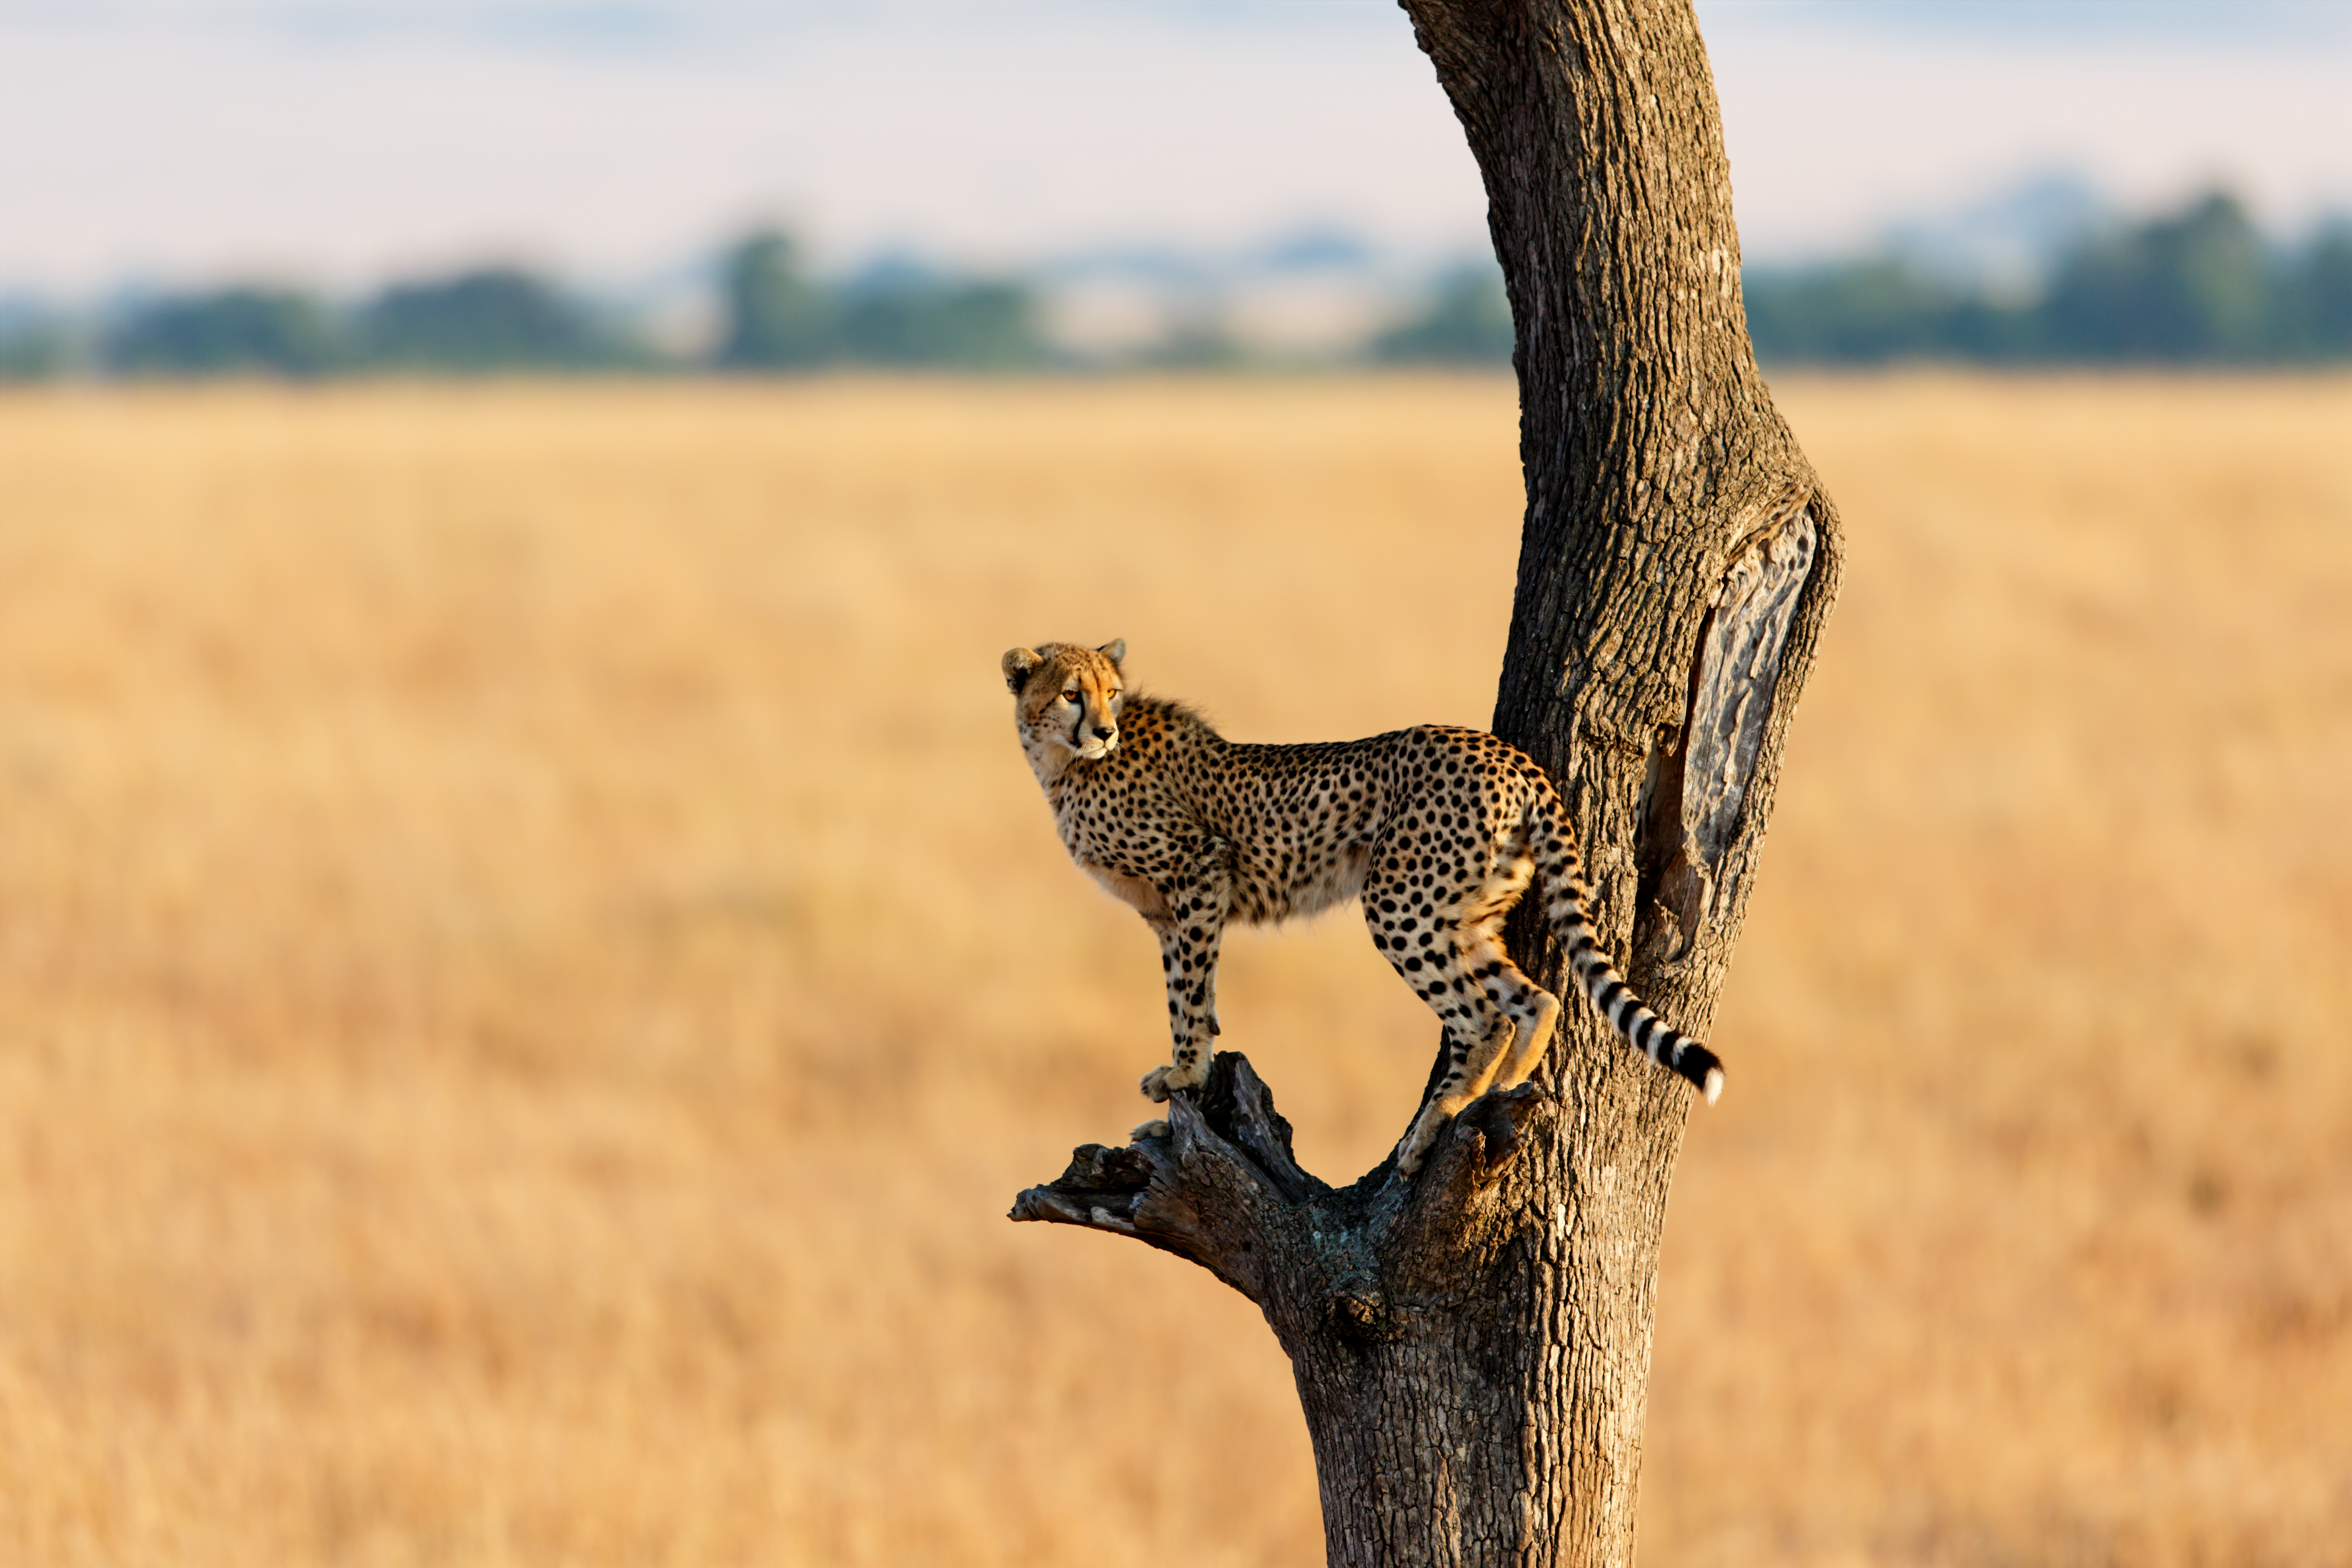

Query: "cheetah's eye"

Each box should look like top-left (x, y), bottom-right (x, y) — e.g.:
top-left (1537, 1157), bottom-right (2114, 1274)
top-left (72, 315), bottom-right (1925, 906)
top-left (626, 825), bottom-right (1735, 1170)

top-left (1061, 691), bottom-right (1080, 705)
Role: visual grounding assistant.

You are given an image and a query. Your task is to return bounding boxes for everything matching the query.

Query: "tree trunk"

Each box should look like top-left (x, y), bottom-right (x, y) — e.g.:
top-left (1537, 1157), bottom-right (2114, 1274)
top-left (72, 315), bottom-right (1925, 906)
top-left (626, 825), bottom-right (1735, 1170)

top-left (1011, 2), bottom-right (1842, 1564)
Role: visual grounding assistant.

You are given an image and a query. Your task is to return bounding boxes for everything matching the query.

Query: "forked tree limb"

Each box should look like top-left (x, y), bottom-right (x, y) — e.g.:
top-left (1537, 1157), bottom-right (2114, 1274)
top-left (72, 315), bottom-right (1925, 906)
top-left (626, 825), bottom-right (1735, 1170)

top-left (1012, 1054), bottom-right (1545, 1343)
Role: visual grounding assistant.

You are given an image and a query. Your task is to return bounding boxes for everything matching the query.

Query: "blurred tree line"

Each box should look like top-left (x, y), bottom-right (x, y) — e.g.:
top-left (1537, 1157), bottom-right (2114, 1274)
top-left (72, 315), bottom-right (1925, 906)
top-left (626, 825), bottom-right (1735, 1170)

top-left (5, 193), bottom-right (2348, 380)
top-left (71, 269), bottom-right (653, 379)
top-left (717, 233), bottom-right (1043, 370)
top-left (1370, 266), bottom-right (1515, 364)
top-left (1743, 191), bottom-right (2352, 366)
top-left (0, 235), bottom-right (1051, 381)
top-left (1373, 191), bottom-right (2352, 367)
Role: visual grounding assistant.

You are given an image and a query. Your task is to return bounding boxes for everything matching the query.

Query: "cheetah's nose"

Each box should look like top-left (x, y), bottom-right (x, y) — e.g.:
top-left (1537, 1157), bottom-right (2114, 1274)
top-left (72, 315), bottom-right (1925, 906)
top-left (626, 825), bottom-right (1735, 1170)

top-left (1093, 725), bottom-right (1114, 740)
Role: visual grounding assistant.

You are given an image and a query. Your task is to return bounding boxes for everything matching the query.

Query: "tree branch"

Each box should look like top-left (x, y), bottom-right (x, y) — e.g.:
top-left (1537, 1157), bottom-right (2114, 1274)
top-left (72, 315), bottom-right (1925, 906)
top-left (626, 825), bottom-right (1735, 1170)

top-left (1010, 1054), bottom-right (1553, 1340)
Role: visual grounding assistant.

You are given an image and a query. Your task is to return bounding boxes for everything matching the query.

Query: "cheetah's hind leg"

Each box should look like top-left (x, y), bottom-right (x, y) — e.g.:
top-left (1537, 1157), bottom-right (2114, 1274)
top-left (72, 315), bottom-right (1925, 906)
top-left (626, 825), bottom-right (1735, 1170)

top-left (1370, 888), bottom-right (1526, 1174)
top-left (1379, 868), bottom-right (1564, 1175)
top-left (1397, 1018), bottom-right (1515, 1175)
top-left (1480, 952), bottom-right (1564, 1094)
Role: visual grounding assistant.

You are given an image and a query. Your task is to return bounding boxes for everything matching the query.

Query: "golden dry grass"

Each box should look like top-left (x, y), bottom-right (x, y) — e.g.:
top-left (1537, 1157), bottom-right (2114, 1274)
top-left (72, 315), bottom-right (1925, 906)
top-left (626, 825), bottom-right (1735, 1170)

top-left (0, 374), bottom-right (2345, 1567)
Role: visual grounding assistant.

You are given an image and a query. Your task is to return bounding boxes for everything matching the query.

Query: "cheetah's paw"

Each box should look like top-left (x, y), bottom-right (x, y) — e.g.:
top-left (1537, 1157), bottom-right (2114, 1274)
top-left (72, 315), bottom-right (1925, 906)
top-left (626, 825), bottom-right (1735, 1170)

top-left (1394, 1104), bottom-right (1449, 1178)
top-left (1130, 1118), bottom-right (1171, 1142)
top-left (1140, 1059), bottom-right (1209, 1102)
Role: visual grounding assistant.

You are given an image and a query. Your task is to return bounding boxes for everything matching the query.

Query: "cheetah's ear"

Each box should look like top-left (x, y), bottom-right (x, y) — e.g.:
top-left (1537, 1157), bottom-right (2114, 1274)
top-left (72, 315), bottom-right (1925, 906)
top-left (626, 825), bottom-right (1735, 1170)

top-left (1097, 638), bottom-right (1127, 670)
top-left (1002, 647), bottom-right (1043, 694)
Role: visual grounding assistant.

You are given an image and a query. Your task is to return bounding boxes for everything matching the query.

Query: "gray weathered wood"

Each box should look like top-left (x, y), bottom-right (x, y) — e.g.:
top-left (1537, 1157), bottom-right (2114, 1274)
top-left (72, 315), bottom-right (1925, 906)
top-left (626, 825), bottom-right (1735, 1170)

top-left (1012, 2), bottom-right (1842, 1562)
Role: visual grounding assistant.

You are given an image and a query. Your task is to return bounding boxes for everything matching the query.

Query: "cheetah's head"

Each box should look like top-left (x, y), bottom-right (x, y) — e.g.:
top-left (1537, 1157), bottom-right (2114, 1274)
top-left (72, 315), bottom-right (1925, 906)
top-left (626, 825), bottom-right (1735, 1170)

top-left (1002, 638), bottom-right (1127, 763)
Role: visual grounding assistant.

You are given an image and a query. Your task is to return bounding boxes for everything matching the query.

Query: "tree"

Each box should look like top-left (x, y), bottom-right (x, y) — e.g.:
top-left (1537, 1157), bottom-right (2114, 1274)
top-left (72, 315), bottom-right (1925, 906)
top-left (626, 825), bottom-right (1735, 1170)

top-left (2282, 222), bottom-right (2352, 360)
top-left (0, 310), bottom-right (72, 381)
top-left (1011, 3), bottom-right (1843, 1566)
top-left (1742, 256), bottom-right (2010, 365)
top-left (718, 231), bottom-right (833, 369)
top-left (105, 287), bottom-right (343, 377)
top-left (833, 276), bottom-right (1047, 370)
top-left (1374, 263), bottom-right (1515, 364)
top-left (360, 268), bottom-right (609, 371)
top-left (718, 229), bottom-right (1052, 371)
top-left (2038, 190), bottom-right (2271, 362)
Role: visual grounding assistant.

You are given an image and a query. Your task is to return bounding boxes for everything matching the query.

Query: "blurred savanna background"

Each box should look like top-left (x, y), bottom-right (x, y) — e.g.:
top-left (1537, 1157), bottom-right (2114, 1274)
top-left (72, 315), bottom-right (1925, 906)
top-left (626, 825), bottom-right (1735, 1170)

top-left (3, 5), bottom-right (2351, 1567)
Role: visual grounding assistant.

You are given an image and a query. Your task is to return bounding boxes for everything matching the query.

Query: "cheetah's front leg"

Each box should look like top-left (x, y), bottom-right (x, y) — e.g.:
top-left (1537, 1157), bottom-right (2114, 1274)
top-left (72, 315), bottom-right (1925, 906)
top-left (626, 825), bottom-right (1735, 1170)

top-left (1139, 838), bottom-right (1232, 1104)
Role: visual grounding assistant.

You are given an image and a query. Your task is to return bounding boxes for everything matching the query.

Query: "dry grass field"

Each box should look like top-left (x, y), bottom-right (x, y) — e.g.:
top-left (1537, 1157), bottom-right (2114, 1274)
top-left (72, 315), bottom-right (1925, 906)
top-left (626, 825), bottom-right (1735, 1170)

top-left (0, 373), bottom-right (2346, 1567)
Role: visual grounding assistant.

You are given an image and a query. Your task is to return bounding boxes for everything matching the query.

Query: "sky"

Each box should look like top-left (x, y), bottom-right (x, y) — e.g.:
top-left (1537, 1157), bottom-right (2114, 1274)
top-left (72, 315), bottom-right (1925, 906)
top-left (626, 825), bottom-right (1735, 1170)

top-left (2, 0), bottom-right (2349, 296)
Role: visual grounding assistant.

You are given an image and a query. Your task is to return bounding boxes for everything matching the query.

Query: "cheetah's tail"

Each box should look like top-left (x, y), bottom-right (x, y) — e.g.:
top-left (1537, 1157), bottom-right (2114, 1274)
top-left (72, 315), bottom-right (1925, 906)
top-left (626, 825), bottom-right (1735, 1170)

top-left (1527, 781), bottom-right (1725, 1104)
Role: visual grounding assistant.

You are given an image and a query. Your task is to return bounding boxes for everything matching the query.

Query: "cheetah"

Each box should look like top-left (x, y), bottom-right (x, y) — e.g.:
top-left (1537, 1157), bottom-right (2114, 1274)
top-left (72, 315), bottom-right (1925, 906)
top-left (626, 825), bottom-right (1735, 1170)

top-left (1003, 638), bottom-right (1723, 1175)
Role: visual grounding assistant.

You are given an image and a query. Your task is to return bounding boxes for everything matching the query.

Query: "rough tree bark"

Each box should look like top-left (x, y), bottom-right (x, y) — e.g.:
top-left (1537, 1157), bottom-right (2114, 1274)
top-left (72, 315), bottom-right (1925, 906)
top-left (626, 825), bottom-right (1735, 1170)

top-left (1011, 2), bottom-right (1842, 1564)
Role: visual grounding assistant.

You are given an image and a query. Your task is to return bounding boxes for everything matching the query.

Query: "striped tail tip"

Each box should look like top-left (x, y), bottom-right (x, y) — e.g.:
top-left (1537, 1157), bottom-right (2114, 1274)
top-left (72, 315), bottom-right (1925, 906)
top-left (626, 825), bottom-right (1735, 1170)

top-left (1672, 1040), bottom-right (1725, 1104)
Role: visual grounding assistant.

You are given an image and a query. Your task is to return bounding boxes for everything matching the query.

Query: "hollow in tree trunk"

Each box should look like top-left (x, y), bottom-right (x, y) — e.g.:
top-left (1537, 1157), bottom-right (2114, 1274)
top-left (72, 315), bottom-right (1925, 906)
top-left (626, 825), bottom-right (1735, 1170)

top-left (1012, 2), bottom-right (1843, 1563)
